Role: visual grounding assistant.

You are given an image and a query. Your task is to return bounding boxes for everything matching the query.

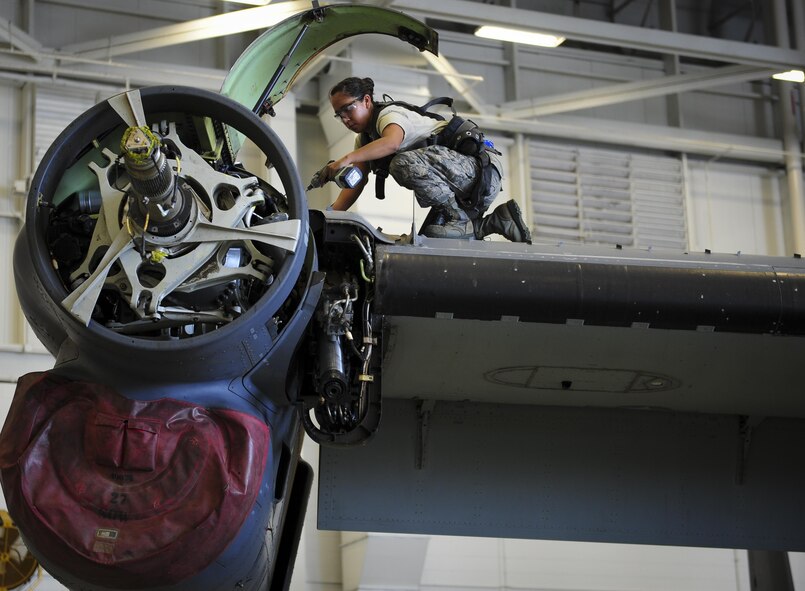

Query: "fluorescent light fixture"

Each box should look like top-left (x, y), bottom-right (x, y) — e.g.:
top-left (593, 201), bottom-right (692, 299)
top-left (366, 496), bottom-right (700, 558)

top-left (202, 2), bottom-right (301, 38)
top-left (223, 0), bottom-right (271, 5)
top-left (475, 25), bottom-right (565, 48)
top-left (772, 69), bottom-right (805, 83)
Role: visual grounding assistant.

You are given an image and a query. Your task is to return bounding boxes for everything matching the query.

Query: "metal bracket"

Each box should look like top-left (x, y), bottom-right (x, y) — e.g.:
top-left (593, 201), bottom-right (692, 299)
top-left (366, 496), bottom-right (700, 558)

top-left (415, 399), bottom-right (436, 470)
top-left (735, 415), bottom-right (765, 485)
top-left (254, 17), bottom-right (314, 116)
top-left (253, 2), bottom-right (329, 116)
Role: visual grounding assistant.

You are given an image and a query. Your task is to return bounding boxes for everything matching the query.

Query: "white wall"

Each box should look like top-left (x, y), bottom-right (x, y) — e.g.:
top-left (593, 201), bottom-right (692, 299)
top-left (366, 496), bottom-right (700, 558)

top-left (687, 160), bottom-right (787, 256)
top-left (336, 534), bottom-right (805, 591)
top-left (421, 538), bottom-right (751, 591)
top-left (290, 439), bottom-right (342, 591)
top-left (0, 81), bottom-right (22, 350)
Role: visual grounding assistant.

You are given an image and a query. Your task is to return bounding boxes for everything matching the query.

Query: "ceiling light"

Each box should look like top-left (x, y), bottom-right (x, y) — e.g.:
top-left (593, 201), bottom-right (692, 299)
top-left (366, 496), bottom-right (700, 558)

top-left (475, 25), bottom-right (565, 48)
top-left (772, 69), bottom-right (805, 83)
top-left (205, 2), bottom-right (300, 37)
top-left (223, 0), bottom-right (272, 6)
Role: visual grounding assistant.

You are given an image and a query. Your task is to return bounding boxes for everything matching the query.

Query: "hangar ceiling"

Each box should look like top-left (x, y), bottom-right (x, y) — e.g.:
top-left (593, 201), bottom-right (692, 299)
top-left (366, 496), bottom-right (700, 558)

top-left (0, 0), bottom-right (800, 95)
top-left (0, 0), bottom-right (801, 163)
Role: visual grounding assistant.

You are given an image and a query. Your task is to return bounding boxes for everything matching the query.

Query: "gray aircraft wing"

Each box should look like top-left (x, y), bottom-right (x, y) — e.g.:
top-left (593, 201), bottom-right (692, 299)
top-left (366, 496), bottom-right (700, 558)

top-left (318, 228), bottom-right (805, 552)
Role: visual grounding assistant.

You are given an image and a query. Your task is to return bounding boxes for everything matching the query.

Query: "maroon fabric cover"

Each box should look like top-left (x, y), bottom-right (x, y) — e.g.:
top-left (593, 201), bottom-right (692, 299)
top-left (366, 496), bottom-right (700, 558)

top-left (0, 372), bottom-right (270, 588)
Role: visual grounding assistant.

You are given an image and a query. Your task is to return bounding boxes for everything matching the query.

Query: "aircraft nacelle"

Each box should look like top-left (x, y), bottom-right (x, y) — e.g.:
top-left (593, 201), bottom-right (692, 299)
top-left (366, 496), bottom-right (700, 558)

top-left (0, 5), bottom-right (440, 588)
top-left (3, 84), bottom-right (317, 591)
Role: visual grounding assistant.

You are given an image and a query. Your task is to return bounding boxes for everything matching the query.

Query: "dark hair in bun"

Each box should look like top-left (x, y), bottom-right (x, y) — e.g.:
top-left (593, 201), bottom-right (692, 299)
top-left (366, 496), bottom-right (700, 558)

top-left (329, 77), bottom-right (375, 101)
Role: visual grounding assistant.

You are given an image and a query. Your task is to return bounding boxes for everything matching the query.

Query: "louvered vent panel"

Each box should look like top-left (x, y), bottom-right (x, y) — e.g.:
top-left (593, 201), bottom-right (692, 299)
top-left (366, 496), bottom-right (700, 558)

top-left (632, 154), bottom-right (687, 249)
top-left (34, 86), bottom-right (98, 169)
top-left (530, 143), bottom-right (580, 241)
top-left (529, 140), bottom-right (687, 249)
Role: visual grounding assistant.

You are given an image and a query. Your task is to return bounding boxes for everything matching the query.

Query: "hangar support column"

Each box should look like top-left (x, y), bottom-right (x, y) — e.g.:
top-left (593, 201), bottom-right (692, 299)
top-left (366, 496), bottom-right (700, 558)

top-left (659, 0), bottom-right (683, 128)
top-left (791, 0), bottom-right (805, 177)
top-left (773, 0), bottom-right (805, 254)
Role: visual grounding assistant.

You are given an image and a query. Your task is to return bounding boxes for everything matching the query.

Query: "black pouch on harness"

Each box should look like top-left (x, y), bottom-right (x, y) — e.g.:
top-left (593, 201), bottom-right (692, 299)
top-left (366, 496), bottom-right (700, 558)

top-left (456, 150), bottom-right (495, 219)
top-left (436, 114), bottom-right (486, 156)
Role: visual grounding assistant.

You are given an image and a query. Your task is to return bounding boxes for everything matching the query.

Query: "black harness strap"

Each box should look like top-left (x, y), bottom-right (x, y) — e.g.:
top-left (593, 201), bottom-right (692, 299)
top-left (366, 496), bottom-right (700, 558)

top-left (374, 170), bottom-right (389, 200)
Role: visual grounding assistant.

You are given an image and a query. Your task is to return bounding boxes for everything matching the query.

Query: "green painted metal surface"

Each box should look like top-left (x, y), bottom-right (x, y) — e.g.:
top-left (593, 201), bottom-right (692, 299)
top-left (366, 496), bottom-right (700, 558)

top-left (221, 3), bottom-right (438, 114)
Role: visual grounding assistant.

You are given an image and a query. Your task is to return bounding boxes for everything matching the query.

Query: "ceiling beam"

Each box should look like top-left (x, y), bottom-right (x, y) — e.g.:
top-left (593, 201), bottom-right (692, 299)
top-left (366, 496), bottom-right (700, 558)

top-left (469, 112), bottom-right (786, 164)
top-left (0, 52), bottom-right (226, 90)
top-left (611, 0), bottom-right (640, 20)
top-left (658, 0), bottom-right (682, 127)
top-left (391, 0), bottom-right (805, 70)
top-left (36, 0), bottom-right (221, 22)
top-left (289, 46), bottom-right (348, 93)
top-left (420, 51), bottom-right (488, 114)
top-left (500, 64), bottom-right (777, 118)
top-left (60, 1), bottom-right (311, 59)
top-left (0, 19), bottom-right (43, 62)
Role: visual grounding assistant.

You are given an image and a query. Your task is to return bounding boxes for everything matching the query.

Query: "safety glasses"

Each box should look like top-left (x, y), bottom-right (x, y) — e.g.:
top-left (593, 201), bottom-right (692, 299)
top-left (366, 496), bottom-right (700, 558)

top-left (333, 98), bottom-right (362, 120)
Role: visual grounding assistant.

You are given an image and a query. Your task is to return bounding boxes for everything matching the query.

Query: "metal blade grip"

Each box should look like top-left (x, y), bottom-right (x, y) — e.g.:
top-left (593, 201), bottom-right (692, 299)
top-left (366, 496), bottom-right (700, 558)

top-left (108, 89), bottom-right (147, 128)
top-left (192, 219), bottom-right (301, 253)
top-left (62, 229), bottom-right (136, 325)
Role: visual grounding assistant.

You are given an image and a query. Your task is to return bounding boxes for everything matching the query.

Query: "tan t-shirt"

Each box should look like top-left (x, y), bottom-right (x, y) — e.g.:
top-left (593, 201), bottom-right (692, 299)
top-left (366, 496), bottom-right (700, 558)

top-left (356, 104), bottom-right (448, 151)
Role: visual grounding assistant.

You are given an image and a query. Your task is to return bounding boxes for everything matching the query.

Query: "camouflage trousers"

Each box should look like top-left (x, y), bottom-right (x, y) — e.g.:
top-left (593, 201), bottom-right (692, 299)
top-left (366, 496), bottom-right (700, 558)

top-left (388, 145), bottom-right (501, 220)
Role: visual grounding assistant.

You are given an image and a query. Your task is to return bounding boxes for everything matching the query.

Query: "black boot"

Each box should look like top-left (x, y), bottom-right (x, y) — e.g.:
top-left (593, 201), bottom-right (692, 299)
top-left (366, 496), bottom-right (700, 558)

top-left (474, 200), bottom-right (532, 244)
top-left (421, 206), bottom-right (474, 239)
top-left (417, 207), bottom-right (447, 234)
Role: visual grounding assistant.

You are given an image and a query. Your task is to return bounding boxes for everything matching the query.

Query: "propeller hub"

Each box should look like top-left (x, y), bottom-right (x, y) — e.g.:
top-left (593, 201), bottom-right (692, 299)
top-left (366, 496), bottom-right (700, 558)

top-left (121, 126), bottom-right (175, 213)
top-left (127, 181), bottom-right (196, 242)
